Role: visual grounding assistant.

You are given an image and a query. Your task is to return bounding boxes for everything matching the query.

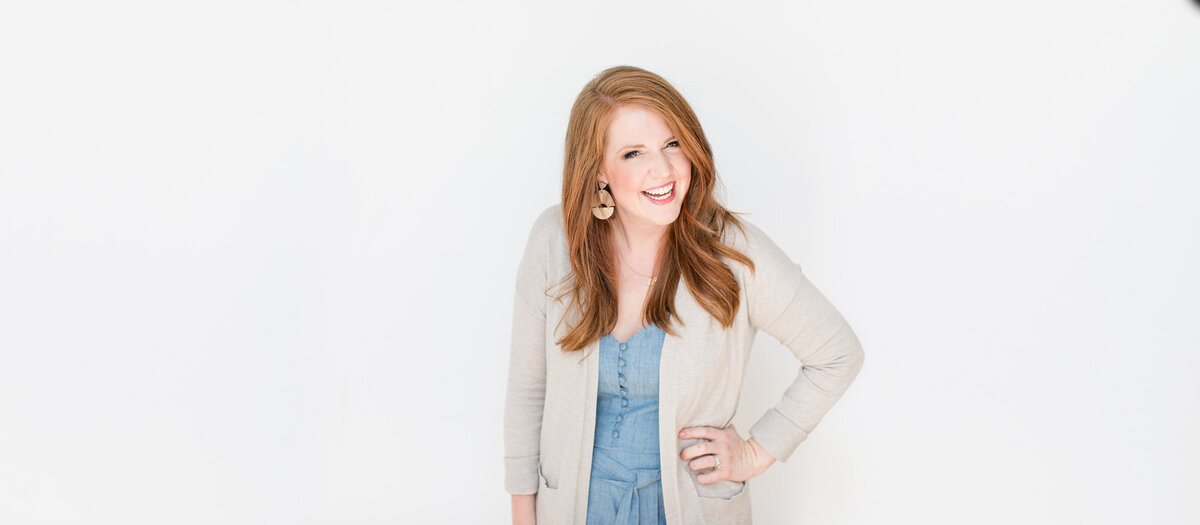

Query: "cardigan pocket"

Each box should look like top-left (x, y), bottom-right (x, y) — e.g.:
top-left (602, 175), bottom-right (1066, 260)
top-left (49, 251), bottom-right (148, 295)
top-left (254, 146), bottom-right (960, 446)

top-left (692, 477), bottom-right (751, 525)
top-left (680, 437), bottom-right (746, 500)
top-left (538, 457), bottom-right (560, 491)
top-left (692, 476), bottom-right (746, 500)
top-left (535, 460), bottom-right (563, 524)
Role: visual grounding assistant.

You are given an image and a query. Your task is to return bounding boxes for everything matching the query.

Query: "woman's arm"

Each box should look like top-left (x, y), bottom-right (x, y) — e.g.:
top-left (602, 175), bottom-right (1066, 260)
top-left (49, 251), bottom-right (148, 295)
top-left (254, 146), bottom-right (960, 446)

top-left (511, 493), bottom-right (536, 525)
top-left (739, 222), bottom-right (866, 464)
top-left (504, 210), bottom-right (552, 497)
top-left (747, 436), bottom-right (777, 474)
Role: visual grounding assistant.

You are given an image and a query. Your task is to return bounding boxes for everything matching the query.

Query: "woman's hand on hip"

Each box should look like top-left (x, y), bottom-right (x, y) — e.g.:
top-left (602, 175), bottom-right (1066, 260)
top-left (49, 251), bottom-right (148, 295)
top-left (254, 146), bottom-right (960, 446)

top-left (678, 424), bottom-right (776, 483)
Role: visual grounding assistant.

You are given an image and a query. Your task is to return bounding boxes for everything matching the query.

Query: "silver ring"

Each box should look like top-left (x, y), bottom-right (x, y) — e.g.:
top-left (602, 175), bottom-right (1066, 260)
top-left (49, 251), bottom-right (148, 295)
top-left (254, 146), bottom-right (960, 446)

top-left (713, 454), bottom-right (722, 470)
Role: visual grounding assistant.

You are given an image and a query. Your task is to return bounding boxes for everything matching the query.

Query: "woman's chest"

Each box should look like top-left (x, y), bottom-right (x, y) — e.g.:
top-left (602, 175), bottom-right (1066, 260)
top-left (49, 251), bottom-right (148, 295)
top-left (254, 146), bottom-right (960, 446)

top-left (544, 278), bottom-right (756, 410)
top-left (610, 274), bottom-right (653, 343)
top-left (596, 324), bottom-right (665, 400)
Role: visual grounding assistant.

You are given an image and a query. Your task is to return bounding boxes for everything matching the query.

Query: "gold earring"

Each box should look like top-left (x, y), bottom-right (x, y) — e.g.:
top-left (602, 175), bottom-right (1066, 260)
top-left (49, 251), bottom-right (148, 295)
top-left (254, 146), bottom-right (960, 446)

top-left (592, 181), bottom-right (615, 220)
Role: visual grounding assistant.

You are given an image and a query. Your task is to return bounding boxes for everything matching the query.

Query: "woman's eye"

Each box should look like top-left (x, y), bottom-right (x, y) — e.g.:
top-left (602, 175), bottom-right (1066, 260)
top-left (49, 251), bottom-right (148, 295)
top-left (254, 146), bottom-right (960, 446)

top-left (623, 150), bottom-right (640, 159)
top-left (666, 140), bottom-right (680, 148)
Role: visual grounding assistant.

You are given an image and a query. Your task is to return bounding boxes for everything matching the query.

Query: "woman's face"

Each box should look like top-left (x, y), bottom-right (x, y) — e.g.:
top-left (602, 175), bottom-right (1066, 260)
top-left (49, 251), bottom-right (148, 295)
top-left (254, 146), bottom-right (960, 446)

top-left (599, 104), bottom-right (692, 234)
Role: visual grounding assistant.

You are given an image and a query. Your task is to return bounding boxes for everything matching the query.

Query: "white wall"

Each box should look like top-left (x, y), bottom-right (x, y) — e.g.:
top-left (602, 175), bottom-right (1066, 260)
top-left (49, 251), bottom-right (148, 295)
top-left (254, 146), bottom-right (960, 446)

top-left (1, 1), bottom-right (1197, 523)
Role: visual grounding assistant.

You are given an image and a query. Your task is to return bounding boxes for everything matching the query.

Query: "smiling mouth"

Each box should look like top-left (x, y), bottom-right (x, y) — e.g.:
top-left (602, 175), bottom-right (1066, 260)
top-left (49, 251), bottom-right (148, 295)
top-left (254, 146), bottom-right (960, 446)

top-left (642, 181), bottom-right (674, 201)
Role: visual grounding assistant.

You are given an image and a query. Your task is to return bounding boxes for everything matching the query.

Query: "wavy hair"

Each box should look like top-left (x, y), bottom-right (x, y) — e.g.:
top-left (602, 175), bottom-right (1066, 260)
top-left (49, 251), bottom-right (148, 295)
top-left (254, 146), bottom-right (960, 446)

top-left (552, 65), bottom-right (755, 352)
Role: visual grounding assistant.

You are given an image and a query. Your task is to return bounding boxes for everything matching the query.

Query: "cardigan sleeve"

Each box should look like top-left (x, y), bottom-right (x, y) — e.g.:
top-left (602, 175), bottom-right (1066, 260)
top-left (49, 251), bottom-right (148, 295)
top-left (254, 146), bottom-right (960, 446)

top-left (737, 221), bottom-right (866, 464)
top-left (502, 207), bottom-right (555, 495)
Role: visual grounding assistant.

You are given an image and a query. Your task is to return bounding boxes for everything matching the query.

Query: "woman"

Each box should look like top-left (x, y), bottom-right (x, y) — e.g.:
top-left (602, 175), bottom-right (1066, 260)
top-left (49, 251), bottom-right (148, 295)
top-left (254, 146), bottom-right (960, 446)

top-left (504, 65), bottom-right (865, 525)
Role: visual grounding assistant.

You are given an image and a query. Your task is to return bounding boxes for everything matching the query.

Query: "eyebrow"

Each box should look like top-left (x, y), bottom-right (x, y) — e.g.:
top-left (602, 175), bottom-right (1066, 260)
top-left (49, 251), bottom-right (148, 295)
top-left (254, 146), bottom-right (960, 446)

top-left (618, 136), bottom-right (677, 150)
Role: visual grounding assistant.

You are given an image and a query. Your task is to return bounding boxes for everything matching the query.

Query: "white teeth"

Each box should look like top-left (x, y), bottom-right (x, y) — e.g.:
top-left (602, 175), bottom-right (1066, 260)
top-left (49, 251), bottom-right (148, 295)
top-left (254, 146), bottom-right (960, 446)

top-left (643, 182), bottom-right (674, 196)
top-left (644, 187), bottom-right (673, 200)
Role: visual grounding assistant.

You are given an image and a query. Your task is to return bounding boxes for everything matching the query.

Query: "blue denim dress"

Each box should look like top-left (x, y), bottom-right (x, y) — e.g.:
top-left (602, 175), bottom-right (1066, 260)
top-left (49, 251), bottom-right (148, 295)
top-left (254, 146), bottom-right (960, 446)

top-left (586, 323), bottom-right (668, 525)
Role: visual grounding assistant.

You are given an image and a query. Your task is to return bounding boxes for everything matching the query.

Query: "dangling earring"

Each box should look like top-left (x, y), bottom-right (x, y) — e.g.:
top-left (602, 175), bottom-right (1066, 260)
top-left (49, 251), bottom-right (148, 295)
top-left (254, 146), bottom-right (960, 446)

top-left (592, 180), bottom-right (615, 220)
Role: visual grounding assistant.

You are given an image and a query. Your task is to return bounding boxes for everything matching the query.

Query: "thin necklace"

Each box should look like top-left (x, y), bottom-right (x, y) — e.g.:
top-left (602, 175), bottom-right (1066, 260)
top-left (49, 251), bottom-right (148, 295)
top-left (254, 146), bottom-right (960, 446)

top-left (616, 247), bottom-right (658, 287)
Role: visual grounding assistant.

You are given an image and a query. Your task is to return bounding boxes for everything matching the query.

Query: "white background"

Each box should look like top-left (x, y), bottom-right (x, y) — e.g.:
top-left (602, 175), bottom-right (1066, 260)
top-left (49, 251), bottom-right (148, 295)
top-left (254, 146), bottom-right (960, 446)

top-left (2, 1), bottom-right (1198, 523)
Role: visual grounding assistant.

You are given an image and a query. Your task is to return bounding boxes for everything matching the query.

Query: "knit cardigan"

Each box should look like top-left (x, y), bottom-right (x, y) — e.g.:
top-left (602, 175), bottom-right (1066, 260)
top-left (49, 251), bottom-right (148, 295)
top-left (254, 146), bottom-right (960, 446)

top-left (503, 204), bottom-right (865, 525)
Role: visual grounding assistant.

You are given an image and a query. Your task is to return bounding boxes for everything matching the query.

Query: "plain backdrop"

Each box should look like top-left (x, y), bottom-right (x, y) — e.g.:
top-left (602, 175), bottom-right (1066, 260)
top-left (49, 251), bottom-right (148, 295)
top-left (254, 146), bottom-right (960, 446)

top-left (1, 1), bottom-right (1198, 524)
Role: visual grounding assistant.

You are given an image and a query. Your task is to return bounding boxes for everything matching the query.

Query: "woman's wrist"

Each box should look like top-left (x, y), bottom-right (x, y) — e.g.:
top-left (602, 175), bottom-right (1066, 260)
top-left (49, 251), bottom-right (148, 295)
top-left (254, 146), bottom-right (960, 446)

top-left (511, 493), bottom-right (536, 525)
top-left (746, 437), bottom-right (776, 477)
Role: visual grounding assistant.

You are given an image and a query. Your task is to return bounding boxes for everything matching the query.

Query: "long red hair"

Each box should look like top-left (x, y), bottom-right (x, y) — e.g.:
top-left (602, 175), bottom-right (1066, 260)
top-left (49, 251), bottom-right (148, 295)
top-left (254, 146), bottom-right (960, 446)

top-left (552, 65), bottom-right (755, 351)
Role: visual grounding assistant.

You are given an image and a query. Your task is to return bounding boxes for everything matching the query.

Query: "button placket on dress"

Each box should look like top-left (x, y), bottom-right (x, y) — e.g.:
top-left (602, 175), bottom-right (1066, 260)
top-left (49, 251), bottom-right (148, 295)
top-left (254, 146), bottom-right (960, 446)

top-left (587, 324), bottom-right (668, 525)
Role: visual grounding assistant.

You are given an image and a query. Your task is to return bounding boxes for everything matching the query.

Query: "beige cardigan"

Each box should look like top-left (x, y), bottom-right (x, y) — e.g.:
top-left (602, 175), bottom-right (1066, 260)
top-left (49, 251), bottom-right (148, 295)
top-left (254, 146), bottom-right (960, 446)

top-left (503, 204), bottom-right (865, 524)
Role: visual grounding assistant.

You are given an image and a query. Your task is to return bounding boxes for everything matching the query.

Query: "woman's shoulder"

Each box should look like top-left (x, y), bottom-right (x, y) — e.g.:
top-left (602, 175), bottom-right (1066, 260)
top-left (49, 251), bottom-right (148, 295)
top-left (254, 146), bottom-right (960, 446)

top-left (720, 215), bottom-right (811, 327)
top-left (513, 204), bottom-right (566, 301)
top-left (531, 203), bottom-right (563, 234)
top-left (516, 203), bottom-right (567, 276)
top-left (524, 203), bottom-right (565, 248)
top-left (720, 215), bottom-right (796, 270)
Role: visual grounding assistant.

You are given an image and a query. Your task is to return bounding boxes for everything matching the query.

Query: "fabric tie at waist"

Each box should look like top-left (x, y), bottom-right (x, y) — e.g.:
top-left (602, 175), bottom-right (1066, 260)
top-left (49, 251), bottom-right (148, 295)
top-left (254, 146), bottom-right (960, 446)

top-left (589, 447), bottom-right (662, 524)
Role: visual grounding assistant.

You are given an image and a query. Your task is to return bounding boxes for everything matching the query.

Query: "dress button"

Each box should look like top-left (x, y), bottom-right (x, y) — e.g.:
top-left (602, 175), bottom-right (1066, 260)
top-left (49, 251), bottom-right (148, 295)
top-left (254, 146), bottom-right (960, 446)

top-left (618, 374), bottom-right (625, 385)
top-left (619, 343), bottom-right (627, 351)
top-left (621, 398), bottom-right (628, 407)
top-left (618, 358), bottom-right (625, 367)
top-left (616, 416), bottom-right (622, 422)
top-left (613, 431), bottom-right (619, 438)
top-left (620, 386), bottom-right (627, 395)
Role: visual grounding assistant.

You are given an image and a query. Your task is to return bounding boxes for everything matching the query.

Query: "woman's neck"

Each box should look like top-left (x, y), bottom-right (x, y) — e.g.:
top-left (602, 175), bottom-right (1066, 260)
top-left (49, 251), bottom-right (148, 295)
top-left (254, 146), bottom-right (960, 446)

top-left (611, 217), bottom-right (668, 261)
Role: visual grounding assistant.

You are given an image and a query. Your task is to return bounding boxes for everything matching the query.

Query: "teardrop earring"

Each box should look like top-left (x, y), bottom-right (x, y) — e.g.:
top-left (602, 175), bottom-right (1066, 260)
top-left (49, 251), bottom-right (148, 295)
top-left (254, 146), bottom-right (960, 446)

top-left (592, 180), bottom-right (615, 220)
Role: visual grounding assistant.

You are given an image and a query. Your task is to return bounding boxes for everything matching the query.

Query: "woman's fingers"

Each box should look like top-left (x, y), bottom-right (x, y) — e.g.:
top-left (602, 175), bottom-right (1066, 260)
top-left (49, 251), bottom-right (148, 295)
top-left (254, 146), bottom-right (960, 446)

top-left (678, 425), bottom-right (735, 460)
top-left (680, 424), bottom-right (759, 484)
top-left (679, 439), bottom-right (712, 461)
top-left (678, 425), bottom-right (722, 441)
top-left (688, 454), bottom-right (719, 471)
top-left (697, 466), bottom-right (726, 484)
top-left (690, 453), bottom-right (731, 484)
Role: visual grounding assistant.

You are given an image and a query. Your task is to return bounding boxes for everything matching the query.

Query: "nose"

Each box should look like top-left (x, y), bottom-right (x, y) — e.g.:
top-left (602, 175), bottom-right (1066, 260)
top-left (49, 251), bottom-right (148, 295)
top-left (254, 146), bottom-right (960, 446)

top-left (651, 149), bottom-right (673, 179)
